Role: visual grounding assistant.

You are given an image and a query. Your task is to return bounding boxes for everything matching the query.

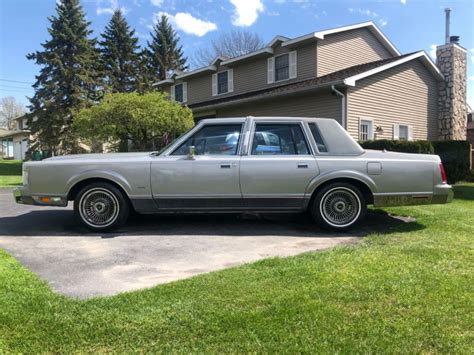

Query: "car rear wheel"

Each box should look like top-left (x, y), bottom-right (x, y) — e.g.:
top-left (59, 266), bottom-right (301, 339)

top-left (74, 182), bottom-right (130, 232)
top-left (311, 182), bottom-right (366, 231)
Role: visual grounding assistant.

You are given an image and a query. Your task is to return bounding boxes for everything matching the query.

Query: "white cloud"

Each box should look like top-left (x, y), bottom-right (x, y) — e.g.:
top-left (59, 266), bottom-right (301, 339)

top-left (229, 0), bottom-right (264, 27)
top-left (401, 0), bottom-right (407, 4)
top-left (468, 76), bottom-right (474, 81)
top-left (267, 11), bottom-right (280, 16)
top-left (150, 0), bottom-right (163, 6)
top-left (96, 0), bottom-right (127, 15)
top-left (156, 12), bottom-right (217, 37)
top-left (378, 18), bottom-right (388, 27)
top-left (347, 7), bottom-right (378, 18)
top-left (429, 44), bottom-right (437, 59)
top-left (471, 48), bottom-right (474, 64)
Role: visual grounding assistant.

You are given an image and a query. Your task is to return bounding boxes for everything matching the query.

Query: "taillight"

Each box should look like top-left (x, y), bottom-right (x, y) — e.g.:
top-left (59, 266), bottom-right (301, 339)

top-left (439, 163), bottom-right (447, 184)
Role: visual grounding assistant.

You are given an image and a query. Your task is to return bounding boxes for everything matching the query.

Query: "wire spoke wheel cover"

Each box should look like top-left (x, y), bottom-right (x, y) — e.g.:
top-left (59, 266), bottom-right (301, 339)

top-left (320, 187), bottom-right (361, 228)
top-left (79, 188), bottom-right (120, 228)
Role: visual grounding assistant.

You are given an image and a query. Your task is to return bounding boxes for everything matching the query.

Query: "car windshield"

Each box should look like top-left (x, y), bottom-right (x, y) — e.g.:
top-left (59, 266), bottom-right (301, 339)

top-left (151, 126), bottom-right (196, 156)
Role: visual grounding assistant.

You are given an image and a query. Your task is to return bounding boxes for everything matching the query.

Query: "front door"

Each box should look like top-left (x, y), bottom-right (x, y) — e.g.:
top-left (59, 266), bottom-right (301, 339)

top-left (151, 123), bottom-right (243, 210)
top-left (239, 121), bottom-right (319, 210)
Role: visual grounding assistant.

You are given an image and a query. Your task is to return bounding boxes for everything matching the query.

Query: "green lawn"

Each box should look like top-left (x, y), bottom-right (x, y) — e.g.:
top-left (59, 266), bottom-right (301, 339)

top-left (0, 184), bottom-right (473, 353)
top-left (0, 160), bottom-right (22, 188)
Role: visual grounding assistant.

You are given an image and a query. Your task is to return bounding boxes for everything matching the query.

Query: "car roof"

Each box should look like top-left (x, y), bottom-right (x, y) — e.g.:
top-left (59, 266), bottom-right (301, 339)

top-left (198, 116), bottom-right (334, 125)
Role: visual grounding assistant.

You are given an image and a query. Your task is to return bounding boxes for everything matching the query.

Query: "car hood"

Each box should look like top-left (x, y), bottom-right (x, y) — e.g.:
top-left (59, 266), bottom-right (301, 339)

top-left (44, 152), bottom-right (153, 161)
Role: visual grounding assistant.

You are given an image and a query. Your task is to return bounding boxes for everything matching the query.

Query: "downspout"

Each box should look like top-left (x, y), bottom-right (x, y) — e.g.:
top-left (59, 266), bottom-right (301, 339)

top-left (331, 85), bottom-right (346, 129)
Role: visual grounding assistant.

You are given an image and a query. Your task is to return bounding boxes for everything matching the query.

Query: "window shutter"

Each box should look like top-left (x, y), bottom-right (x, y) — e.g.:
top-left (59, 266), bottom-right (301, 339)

top-left (182, 82), bottom-right (187, 103)
top-left (170, 85), bottom-right (175, 101)
top-left (267, 57), bottom-right (274, 84)
top-left (212, 74), bottom-right (217, 96)
top-left (228, 69), bottom-right (234, 93)
top-left (408, 125), bottom-right (413, 141)
top-left (289, 51), bottom-right (297, 79)
top-left (393, 124), bottom-right (399, 140)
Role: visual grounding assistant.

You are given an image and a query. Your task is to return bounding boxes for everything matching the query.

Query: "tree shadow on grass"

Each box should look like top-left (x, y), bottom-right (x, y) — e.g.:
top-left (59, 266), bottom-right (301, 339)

top-left (452, 184), bottom-right (474, 201)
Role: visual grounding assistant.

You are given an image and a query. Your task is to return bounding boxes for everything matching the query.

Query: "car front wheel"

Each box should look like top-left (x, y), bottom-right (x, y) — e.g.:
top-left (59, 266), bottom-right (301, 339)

top-left (311, 182), bottom-right (366, 231)
top-left (74, 182), bottom-right (130, 232)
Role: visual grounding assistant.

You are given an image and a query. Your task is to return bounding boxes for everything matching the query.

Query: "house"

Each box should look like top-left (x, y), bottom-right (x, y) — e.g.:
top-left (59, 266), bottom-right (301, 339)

top-left (0, 115), bottom-right (30, 160)
top-left (154, 20), bottom-right (467, 142)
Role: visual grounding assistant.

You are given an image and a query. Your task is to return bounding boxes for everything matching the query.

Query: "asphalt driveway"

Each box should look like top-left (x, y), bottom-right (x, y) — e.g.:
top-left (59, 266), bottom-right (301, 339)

top-left (0, 188), bottom-right (409, 299)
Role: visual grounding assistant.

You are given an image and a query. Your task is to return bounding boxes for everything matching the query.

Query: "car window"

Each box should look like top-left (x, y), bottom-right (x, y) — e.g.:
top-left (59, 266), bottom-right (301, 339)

top-left (171, 124), bottom-right (242, 156)
top-left (308, 123), bottom-right (328, 153)
top-left (251, 123), bottom-right (310, 155)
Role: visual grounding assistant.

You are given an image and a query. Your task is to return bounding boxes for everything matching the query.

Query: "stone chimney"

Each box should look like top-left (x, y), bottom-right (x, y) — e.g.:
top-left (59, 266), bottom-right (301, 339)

top-left (436, 8), bottom-right (467, 140)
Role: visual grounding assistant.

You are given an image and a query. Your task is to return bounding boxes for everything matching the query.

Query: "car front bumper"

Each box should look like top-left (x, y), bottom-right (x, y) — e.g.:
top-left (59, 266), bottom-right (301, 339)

top-left (13, 186), bottom-right (68, 207)
top-left (373, 184), bottom-right (453, 207)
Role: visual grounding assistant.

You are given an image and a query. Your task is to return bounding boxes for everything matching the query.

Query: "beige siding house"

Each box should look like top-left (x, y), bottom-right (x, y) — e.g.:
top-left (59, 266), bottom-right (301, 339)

top-left (155, 21), bottom-right (467, 142)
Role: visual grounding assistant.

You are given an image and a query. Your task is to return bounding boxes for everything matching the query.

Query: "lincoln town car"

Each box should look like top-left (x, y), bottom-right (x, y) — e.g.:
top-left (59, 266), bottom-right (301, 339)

top-left (14, 117), bottom-right (453, 231)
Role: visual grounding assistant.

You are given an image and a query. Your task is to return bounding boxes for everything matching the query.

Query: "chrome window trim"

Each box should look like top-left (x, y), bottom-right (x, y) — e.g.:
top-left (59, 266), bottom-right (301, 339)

top-left (168, 122), bottom-right (245, 157)
top-left (246, 120), bottom-right (314, 157)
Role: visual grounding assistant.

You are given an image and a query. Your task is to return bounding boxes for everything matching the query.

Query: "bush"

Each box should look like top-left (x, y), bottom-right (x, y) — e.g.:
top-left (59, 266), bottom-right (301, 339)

top-left (432, 141), bottom-right (471, 184)
top-left (359, 139), bottom-right (434, 154)
top-left (360, 139), bottom-right (471, 184)
top-left (73, 92), bottom-right (194, 152)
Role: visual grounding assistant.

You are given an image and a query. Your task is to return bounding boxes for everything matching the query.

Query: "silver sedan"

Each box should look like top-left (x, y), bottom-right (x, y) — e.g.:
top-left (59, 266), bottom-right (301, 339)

top-left (14, 117), bottom-right (452, 231)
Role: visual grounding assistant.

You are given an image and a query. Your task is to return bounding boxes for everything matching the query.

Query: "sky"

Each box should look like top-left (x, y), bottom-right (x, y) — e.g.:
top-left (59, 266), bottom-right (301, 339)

top-left (0, 0), bottom-right (473, 110)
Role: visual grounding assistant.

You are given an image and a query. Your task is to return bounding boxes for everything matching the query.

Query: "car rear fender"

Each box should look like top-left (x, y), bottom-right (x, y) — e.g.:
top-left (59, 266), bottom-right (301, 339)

top-left (305, 170), bottom-right (377, 196)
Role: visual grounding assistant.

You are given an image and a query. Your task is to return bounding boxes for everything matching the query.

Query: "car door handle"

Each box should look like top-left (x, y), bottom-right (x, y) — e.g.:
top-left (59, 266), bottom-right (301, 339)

top-left (220, 164), bottom-right (231, 169)
top-left (297, 163), bottom-right (308, 168)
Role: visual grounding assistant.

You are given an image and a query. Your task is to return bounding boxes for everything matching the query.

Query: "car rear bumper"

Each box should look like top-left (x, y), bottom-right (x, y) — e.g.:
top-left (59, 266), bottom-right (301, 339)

top-left (13, 186), bottom-right (68, 207)
top-left (373, 184), bottom-right (453, 207)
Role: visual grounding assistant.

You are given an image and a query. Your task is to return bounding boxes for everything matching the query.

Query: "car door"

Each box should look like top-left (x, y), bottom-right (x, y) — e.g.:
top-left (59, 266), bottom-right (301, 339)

top-left (239, 120), bottom-right (319, 210)
top-left (150, 123), bottom-right (243, 210)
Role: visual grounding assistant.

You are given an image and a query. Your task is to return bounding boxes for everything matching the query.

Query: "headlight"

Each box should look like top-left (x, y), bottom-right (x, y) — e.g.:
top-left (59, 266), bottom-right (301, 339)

top-left (22, 169), bottom-right (28, 186)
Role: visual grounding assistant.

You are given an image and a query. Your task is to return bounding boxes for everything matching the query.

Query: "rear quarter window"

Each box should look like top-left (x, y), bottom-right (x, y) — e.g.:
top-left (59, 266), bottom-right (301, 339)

top-left (308, 123), bottom-right (328, 153)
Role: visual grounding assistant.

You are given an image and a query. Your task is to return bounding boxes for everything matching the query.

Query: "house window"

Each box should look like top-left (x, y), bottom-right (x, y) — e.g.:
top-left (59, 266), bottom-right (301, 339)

top-left (274, 54), bottom-right (290, 82)
top-left (267, 51), bottom-right (297, 84)
top-left (359, 119), bottom-right (374, 141)
top-left (217, 71), bottom-right (228, 94)
top-left (212, 70), bottom-right (233, 96)
top-left (398, 125), bottom-right (409, 141)
top-left (393, 124), bottom-right (412, 141)
top-left (174, 84), bottom-right (184, 103)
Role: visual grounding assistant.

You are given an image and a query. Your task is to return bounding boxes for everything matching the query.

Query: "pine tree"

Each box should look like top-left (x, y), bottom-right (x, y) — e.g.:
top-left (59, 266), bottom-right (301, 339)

top-left (99, 9), bottom-right (140, 93)
top-left (27, 0), bottom-right (101, 155)
top-left (146, 14), bottom-right (187, 82)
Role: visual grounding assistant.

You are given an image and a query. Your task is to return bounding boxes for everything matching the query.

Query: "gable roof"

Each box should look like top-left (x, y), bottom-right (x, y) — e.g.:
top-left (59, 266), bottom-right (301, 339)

top-left (189, 51), bottom-right (442, 111)
top-left (281, 21), bottom-right (400, 56)
top-left (343, 51), bottom-right (443, 85)
top-left (153, 21), bottom-right (400, 85)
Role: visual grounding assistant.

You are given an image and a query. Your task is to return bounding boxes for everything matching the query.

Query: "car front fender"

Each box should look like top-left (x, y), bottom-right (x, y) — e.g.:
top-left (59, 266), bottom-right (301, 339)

top-left (65, 170), bottom-right (133, 197)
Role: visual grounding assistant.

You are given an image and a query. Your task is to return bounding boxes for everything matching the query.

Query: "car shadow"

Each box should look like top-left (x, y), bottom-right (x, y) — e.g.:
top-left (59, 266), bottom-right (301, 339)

top-left (0, 209), bottom-right (424, 238)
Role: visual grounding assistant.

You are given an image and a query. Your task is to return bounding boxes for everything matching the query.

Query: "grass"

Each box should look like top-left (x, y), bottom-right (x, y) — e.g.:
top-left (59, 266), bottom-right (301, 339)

top-left (0, 184), bottom-right (473, 353)
top-left (0, 160), bottom-right (22, 188)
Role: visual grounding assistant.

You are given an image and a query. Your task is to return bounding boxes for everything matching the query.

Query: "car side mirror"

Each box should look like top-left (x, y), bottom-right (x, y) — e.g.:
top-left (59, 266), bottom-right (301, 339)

top-left (187, 146), bottom-right (196, 160)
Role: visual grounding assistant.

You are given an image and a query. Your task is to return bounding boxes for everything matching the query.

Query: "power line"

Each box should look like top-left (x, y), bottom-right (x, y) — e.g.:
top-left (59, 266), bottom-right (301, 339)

top-left (0, 78), bottom-right (34, 85)
top-left (0, 84), bottom-right (34, 91)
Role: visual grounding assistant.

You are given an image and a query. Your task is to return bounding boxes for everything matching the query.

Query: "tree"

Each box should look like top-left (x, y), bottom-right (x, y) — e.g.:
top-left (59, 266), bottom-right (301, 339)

top-left (73, 92), bottom-right (194, 152)
top-left (27, 0), bottom-right (101, 155)
top-left (191, 30), bottom-right (265, 68)
top-left (146, 14), bottom-right (187, 82)
top-left (99, 9), bottom-right (141, 93)
top-left (0, 97), bottom-right (25, 129)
